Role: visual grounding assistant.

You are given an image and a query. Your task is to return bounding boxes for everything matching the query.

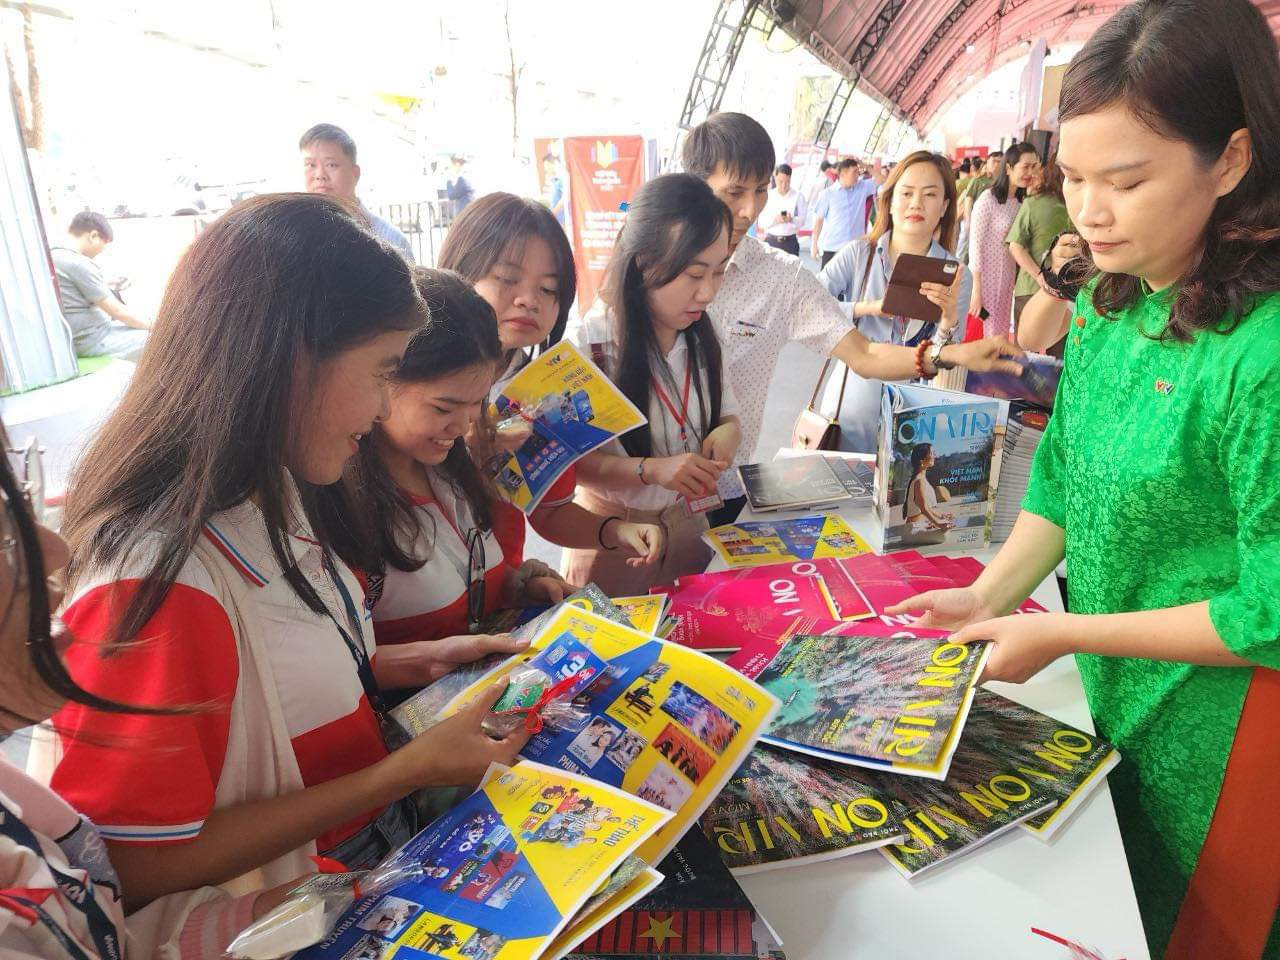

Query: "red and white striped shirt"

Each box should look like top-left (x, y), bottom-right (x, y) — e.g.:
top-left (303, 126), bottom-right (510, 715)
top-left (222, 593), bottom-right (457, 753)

top-left (51, 498), bottom-right (388, 853)
top-left (373, 473), bottom-right (515, 645)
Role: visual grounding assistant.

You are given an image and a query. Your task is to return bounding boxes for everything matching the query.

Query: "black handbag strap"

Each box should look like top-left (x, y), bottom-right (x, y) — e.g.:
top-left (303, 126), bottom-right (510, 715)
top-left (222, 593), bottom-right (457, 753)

top-left (807, 245), bottom-right (877, 420)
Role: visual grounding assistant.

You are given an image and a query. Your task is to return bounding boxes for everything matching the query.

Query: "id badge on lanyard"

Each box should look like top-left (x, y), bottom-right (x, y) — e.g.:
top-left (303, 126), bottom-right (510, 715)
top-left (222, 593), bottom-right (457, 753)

top-left (320, 552), bottom-right (410, 751)
top-left (651, 364), bottom-right (723, 516)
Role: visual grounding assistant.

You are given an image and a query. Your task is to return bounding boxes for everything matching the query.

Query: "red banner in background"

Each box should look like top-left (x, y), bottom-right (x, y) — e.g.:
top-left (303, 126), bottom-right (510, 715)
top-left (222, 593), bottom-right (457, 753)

top-left (564, 135), bottom-right (645, 311)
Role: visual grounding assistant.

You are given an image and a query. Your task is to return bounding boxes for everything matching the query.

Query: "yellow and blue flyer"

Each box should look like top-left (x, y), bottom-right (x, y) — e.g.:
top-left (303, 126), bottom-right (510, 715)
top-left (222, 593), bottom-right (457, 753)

top-left (489, 342), bottom-right (646, 514)
top-left (702, 514), bottom-right (872, 569)
top-left (440, 606), bottom-right (779, 864)
top-left (294, 761), bottom-right (669, 960)
top-left (609, 594), bottom-right (668, 636)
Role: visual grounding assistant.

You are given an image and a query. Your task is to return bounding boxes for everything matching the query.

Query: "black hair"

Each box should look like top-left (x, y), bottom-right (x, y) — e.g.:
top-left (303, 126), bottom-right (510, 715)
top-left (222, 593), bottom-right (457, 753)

top-left (909, 443), bottom-right (934, 476)
top-left (69, 211), bottom-right (113, 241)
top-left (837, 158), bottom-right (859, 173)
top-left (601, 174), bottom-right (731, 458)
top-left (0, 431), bottom-right (161, 727)
top-left (64, 194), bottom-right (426, 647)
top-left (682, 112), bottom-right (775, 185)
top-left (819, 161), bottom-right (833, 172)
top-left (990, 142), bottom-right (1038, 204)
top-left (332, 269), bottom-right (503, 576)
top-left (959, 158), bottom-right (973, 174)
top-left (437, 192), bottom-right (576, 364)
top-left (775, 163), bottom-right (793, 177)
top-left (1060, 0), bottom-right (1280, 342)
top-left (299, 123), bottom-right (357, 163)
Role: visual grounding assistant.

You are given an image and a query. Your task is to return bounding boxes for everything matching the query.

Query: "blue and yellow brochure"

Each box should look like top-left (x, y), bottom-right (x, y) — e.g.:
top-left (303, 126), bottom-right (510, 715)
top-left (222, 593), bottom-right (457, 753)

top-left (439, 607), bottom-right (779, 865)
top-left (295, 761), bottom-right (670, 960)
top-left (489, 342), bottom-right (646, 514)
top-left (702, 515), bottom-right (872, 569)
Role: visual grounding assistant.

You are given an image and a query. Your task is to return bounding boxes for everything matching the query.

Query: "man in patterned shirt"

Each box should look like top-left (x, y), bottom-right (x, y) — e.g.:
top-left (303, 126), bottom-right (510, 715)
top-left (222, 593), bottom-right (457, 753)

top-left (682, 112), bottom-right (1022, 525)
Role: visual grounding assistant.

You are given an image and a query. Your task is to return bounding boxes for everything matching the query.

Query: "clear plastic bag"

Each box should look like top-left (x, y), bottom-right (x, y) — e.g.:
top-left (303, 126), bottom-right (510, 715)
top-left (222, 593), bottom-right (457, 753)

top-left (226, 860), bottom-right (424, 959)
top-left (480, 664), bottom-right (593, 737)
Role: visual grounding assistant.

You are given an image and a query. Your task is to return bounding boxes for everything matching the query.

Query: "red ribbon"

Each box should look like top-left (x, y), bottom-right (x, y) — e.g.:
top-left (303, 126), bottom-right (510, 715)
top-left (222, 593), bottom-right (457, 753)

top-left (0, 887), bottom-right (57, 924)
top-left (491, 668), bottom-right (596, 733)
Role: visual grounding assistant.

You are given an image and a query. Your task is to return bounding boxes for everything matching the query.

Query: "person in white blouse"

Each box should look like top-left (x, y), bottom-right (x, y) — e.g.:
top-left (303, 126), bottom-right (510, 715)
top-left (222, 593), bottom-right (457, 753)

top-left (564, 174), bottom-right (742, 594)
top-left (680, 113), bottom-right (1024, 525)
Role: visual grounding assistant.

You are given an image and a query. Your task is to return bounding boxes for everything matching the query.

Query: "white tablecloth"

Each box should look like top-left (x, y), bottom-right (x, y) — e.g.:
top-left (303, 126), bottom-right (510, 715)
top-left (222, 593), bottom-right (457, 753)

top-left (709, 455), bottom-right (1151, 960)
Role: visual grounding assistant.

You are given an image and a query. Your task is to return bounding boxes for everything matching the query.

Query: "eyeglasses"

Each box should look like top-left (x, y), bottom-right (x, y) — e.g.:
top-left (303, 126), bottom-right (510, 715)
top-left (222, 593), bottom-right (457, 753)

top-left (0, 480), bottom-right (34, 585)
top-left (465, 527), bottom-right (486, 633)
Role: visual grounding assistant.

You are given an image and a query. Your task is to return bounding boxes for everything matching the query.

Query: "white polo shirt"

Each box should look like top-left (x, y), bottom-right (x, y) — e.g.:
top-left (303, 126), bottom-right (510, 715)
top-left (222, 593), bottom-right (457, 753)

top-left (707, 235), bottom-right (850, 498)
top-left (565, 304), bottom-right (739, 513)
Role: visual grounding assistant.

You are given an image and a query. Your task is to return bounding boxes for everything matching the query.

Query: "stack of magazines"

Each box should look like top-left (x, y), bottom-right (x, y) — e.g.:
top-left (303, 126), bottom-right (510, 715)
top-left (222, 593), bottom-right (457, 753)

top-left (738, 454), bottom-right (875, 513)
top-left (991, 402), bottom-right (1050, 543)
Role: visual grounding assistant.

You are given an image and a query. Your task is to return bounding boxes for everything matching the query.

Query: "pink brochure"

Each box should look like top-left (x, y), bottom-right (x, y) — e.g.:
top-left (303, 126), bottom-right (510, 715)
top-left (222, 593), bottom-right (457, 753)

top-left (665, 572), bottom-right (837, 654)
top-left (674, 558), bottom-right (872, 622)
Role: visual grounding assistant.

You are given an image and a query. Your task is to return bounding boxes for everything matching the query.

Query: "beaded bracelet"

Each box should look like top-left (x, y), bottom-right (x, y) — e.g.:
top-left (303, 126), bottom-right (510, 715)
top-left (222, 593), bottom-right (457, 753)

top-left (915, 338), bottom-right (935, 380)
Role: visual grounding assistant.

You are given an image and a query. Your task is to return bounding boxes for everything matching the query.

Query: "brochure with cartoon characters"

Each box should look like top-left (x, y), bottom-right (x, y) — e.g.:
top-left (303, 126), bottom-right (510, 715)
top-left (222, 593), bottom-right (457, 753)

top-left (439, 606), bottom-right (779, 865)
top-left (488, 341), bottom-right (646, 514)
top-left (294, 760), bottom-right (670, 960)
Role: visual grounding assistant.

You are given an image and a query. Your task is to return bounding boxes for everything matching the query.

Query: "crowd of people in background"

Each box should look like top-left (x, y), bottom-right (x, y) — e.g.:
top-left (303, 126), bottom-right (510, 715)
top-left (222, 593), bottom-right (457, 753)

top-left (8, 0), bottom-right (1280, 956)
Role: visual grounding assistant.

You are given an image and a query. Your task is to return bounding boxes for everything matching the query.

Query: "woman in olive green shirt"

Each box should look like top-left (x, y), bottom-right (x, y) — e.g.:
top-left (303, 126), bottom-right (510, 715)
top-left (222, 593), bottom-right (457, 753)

top-left (1006, 160), bottom-right (1072, 329)
top-left (892, 2), bottom-right (1280, 958)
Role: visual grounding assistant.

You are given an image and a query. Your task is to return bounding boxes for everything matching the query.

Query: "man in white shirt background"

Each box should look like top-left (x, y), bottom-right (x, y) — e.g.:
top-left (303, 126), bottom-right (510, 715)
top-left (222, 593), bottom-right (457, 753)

top-left (680, 112), bottom-right (1023, 527)
top-left (758, 163), bottom-right (806, 256)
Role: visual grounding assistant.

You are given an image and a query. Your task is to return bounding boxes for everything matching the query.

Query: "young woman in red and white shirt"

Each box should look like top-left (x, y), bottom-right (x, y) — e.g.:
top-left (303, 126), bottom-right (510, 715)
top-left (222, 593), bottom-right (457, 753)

top-left (436, 193), bottom-right (664, 567)
top-left (42, 195), bottom-right (527, 919)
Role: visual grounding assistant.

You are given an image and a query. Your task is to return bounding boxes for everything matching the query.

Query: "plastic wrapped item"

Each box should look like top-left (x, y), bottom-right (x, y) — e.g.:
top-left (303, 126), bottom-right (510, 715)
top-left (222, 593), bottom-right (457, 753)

top-left (480, 664), bottom-right (593, 737)
top-left (226, 859), bottom-right (424, 959)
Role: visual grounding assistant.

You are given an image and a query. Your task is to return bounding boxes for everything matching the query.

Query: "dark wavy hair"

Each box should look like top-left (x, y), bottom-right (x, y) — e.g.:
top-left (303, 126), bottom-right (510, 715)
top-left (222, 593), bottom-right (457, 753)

top-left (600, 174), bottom-right (731, 458)
top-left (990, 143), bottom-right (1039, 205)
top-left (328, 270), bottom-right (503, 576)
top-left (1059, 0), bottom-right (1280, 342)
top-left (436, 192), bottom-right (575, 363)
top-left (63, 194), bottom-right (427, 647)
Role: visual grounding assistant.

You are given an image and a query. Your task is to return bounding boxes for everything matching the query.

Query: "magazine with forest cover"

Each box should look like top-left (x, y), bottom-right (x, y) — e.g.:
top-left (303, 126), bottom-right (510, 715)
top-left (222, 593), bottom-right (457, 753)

top-left (964, 689), bottom-right (1120, 841)
top-left (875, 383), bottom-right (1007, 553)
top-left (703, 514), bottom-right (872, 569)
top-left (392, 585), bottom-right (633, 738)
top-left (726, 627), bottom-right (989, 780)
top-left (489, 341), bottom-right (646, 514)
top-left (654, 573), bottom-right (838, 654)
top-left (294, 760), bottom-right (670, 960)
top-left (564, 830), bottom-right (786, 958)
top-left (868, 723), bottom-right (1060, 880)
top-left (670, 558), bottom-right (873, 623)
top-left (700, 745), bottom-right (903, 874)
top-left (738, 456), bottom-right (852, 513)
top-left (437, 605), bottom-right (779, 864)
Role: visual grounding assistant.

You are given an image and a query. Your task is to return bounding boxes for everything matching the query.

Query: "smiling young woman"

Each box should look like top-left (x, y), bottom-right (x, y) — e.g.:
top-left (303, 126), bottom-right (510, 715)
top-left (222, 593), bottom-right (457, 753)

top-left (40, 194), bottom-right (528, 919)
top-left (890, 2), bottom-right (1280, 956)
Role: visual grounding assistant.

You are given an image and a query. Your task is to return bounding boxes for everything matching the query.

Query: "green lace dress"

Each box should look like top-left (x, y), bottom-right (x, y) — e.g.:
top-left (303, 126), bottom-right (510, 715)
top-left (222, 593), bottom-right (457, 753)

top-left (1023, 284), bottom-right (1280, 958)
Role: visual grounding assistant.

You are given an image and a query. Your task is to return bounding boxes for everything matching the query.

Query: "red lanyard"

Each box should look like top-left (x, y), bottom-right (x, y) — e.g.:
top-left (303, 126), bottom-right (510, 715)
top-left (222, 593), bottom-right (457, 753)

top-left (650, 362), bottom-right (694, 452)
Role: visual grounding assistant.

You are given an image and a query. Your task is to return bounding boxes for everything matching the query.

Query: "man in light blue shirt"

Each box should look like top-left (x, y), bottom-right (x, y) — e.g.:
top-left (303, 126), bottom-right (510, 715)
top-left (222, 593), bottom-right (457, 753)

top-left (299, 123), bottom-right (415, 262)
top-left (810, 158), bottom-right (879, 267)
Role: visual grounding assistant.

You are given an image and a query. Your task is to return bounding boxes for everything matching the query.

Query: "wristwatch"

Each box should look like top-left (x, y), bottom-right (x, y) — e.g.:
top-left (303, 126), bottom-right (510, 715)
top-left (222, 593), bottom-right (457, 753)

top-left (929, 339), bottom-right (957, 371)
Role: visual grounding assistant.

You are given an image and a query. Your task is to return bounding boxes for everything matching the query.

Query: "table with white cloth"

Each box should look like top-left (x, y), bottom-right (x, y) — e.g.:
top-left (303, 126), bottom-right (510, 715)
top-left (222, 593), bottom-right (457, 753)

top-left (707, 452), bottom-right (1151, 960)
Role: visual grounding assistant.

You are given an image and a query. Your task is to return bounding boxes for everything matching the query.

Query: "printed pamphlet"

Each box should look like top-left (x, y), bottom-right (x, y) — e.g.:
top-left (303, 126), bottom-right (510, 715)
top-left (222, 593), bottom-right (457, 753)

top-left (294, 760), bottom-right (670, 960)
top-left (489, 342), bottom-right (646, 513)
top-left (703, 515), bottom-right (872, 569)
top-left (438, 606), bottom-right (779, 864)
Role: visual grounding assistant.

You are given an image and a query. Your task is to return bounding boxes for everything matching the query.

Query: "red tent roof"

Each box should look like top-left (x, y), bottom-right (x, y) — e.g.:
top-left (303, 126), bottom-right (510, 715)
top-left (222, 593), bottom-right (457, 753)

top-left (769, 0), bottom-right (1280, 131)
